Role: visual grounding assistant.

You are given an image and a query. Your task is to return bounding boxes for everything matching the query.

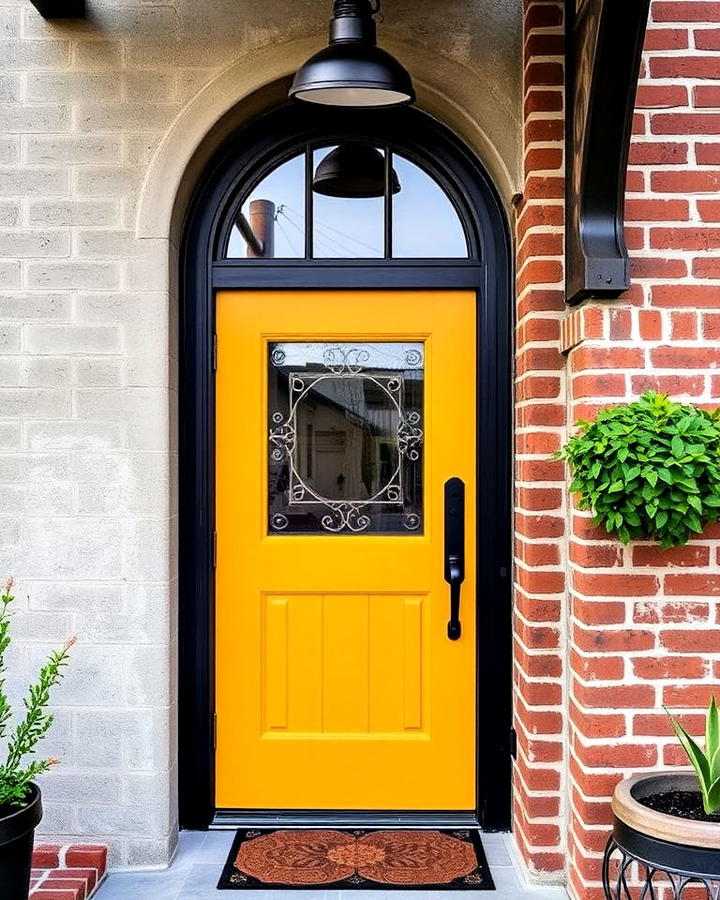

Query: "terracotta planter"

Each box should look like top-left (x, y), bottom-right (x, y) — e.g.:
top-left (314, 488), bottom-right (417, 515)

top-left (0, 784), bottom-right (43, 900)
top-left (613, 772), bottom-right (720, 850)
top-left (606, 772), bottom-right (720, 897)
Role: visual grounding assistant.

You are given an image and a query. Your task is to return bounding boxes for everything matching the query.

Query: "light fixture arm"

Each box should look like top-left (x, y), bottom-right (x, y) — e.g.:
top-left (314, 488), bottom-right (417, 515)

top-left (329, 0), bottom-right (377, 44)
top-left (332, 0), bottom-right (379, 17)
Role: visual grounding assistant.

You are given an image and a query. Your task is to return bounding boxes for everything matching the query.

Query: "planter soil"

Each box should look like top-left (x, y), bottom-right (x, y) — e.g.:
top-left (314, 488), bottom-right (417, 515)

top-left (640, 790), bottom-right (720, 825)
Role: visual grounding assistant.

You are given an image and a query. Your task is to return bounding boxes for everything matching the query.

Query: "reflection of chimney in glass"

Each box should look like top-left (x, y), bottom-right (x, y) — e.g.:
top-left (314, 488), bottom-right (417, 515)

top-left (240, 199), bottom-right (275, 258)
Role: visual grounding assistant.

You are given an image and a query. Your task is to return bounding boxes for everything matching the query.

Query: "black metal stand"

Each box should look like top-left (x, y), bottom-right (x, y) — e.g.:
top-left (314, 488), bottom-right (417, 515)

top-left (604, 820), bottom-right (720, 899)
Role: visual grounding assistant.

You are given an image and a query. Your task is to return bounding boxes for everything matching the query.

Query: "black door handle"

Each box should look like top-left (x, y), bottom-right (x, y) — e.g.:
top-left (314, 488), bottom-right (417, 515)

top-left (444, 477), bottom-right (465, 640)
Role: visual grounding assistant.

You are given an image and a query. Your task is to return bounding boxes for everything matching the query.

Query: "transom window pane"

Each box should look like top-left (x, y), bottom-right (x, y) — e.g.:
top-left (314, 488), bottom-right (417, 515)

top-left (392, 154), bottom-right (468, 257)
top-left (312, 145), bottom-right (384, 259)
top-left (227, 152), bottom-right (305, 259)
top-left (222, 143), bottom-right (470, 260)
top-left (268, 342), bottom-right (424, 535)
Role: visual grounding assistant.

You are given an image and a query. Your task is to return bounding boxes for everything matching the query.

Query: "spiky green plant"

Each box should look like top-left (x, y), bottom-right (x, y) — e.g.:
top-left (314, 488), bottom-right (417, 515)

top-left (0, 577), bottom-right (75, 810)
top-left (666, 697), bottom-right (720, 815)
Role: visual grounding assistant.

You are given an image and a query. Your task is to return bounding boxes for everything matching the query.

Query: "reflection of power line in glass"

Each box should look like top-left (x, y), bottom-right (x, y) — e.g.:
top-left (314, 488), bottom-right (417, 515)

top-left (315, 219), bottom-right (382, 256)
top-left (278, 206), bottom-right (358, 257)
top-left (283, 205), bottom-right (382, 257)
top-left (274, 206), bottom-right (307, 256)
top-left (316, 235), bottom-right (350, 257)
top-left (275, 217), bottom-right (302, 257)
top-left (316, 232), bottom-right (357, 257)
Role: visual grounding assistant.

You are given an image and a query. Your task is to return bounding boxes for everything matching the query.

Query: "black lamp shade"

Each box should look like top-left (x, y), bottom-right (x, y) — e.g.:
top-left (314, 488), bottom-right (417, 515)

top-left (291, 42), bottom-right (415, 108)
top-left (313, 144), bottom-right (401, 198)
top-left (290, 0), bottom-right (415, 108)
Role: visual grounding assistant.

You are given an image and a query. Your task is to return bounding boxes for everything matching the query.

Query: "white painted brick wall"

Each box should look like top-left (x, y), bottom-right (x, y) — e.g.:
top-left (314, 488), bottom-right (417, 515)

top-left (0, 0), bottom-right (523, 872)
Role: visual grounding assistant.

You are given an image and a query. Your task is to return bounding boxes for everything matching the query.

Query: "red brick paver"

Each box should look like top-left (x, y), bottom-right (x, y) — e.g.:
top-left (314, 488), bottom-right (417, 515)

top-left (29, 844), bottom-right (107, 900)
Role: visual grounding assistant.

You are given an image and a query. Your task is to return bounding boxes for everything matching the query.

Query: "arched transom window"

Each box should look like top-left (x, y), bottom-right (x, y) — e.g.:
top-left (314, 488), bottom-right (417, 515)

top-left (223, 142), bottom-right (470, 261)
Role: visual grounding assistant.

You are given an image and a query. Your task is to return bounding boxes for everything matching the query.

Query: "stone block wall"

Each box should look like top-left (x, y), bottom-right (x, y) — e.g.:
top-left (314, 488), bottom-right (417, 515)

top-left (0, 0), bottom-right (185, 864)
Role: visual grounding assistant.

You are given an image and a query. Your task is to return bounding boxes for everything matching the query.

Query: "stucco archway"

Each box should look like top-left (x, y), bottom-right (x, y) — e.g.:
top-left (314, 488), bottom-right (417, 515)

top-left (135, 36), bottom-right (522, 246)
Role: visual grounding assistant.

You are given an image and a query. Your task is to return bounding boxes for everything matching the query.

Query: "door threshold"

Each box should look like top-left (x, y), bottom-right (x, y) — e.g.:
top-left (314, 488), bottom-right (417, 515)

top-left (212, 809), bottom-right (480, 829)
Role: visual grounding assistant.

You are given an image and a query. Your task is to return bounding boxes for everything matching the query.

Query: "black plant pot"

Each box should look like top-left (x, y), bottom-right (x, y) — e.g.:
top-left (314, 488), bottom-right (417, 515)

top-left (605, 773), bottom-right (720, 899)
top-left (0, 784), bottom-right (43, 900)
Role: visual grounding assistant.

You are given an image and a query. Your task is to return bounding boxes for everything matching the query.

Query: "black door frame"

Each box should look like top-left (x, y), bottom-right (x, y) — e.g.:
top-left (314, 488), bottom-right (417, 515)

top-left (179, 103), bottom-right (513, 831)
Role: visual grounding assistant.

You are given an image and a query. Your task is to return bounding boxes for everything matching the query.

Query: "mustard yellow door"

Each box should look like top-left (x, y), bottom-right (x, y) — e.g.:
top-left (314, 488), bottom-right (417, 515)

top-left (216, 290), bottom-right (476, 810)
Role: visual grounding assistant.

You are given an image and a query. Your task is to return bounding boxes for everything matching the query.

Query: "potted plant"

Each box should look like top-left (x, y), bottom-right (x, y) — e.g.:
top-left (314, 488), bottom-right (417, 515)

top-left (0, 578), bottom-right (75, 900)
top-left (606, 698), bottom-right (720, 897)
top-left (559, 391), bottom-right (720, 547)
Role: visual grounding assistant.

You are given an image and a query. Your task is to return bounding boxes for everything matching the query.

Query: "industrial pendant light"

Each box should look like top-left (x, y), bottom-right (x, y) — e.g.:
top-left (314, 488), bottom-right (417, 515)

top-left (289, 0), bottom-right (415, 108)
top-left (313, 143), bottom-right (401, 198)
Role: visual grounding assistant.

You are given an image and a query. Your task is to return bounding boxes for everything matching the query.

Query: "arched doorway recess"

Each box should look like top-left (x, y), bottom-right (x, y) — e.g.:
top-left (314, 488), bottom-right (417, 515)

top-left (179, 102), bottom-right (513, 832)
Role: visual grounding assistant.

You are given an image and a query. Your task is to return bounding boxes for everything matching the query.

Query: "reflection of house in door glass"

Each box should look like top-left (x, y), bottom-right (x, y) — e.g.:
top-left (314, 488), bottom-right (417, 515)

top-left (298, 377), bottom-right (400, 500)
top-left (268, 342), bottom-right (423, 535)
top-left (314, 431), bottom-right (349, 498)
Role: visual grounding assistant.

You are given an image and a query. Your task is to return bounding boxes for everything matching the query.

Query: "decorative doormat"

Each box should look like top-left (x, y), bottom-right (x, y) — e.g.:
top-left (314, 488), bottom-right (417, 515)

top-left (217, 828), bottom-right (495, 890)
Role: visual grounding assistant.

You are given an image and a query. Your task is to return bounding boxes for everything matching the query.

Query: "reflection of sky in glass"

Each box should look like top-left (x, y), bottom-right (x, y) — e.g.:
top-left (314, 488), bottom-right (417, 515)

top-left (272, 341), bottom-right (423, 373)
top-left (313, 147), bottom-right (384, 258)
top-left (392, 156), bottom-right (467, 258)
top-left (226, 148), bottom-right (468, 259)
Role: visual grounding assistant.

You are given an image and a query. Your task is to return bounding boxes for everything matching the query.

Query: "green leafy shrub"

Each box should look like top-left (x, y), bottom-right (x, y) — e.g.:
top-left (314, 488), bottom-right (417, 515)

top-left (666, 697), bottom-right (720, 815)
top-left (0, 577), bottom-right (75, 810)
top-left (558, 392), bottom-right (720, 547)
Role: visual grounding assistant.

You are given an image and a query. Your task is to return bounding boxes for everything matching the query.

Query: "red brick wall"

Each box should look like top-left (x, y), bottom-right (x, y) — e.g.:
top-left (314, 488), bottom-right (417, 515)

top-left (566, 3), bottom-right (720, 898)
top-left (513, 0), bottom-right (566, 881)
top-left (516, 1), bottom-right (720, 897)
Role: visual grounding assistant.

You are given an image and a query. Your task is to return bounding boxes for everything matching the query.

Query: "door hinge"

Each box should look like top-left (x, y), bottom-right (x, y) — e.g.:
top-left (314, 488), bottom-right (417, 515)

top-left (213, 713), bottom-right (217, 750)
top-left (212, 333), bottom-right (218, 371)
top-left (212, 530), bottom-right (217, 568)
top-left (509, 727), bottom-right (517, 760)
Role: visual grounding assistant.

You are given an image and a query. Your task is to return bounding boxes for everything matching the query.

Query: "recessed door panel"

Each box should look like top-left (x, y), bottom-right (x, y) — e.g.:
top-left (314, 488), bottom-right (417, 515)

top-left (260, 592), bottom-right (427, 737)
top-left (216, 290), bottom-right (476, 811)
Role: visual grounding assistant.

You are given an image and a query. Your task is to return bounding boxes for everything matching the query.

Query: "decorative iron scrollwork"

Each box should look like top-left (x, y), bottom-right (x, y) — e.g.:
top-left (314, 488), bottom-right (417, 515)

top-left (398, 411), bottom-right (423, 462)
top-left (602, 836), bottom-right (720, 900)
top-left (268, 343), bottom-right (424, 534)
top-left (323, 346), bottom-right (370, 375)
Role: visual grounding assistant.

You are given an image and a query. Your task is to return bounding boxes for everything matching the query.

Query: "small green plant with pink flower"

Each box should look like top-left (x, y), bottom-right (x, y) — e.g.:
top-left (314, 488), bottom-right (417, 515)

top-left (0, 578), bottom-right (75, 810)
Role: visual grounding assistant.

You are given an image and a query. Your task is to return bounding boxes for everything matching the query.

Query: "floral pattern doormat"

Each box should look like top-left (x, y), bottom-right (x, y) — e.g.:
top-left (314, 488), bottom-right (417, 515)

top-left (217, 828), bottom-right (495, 890)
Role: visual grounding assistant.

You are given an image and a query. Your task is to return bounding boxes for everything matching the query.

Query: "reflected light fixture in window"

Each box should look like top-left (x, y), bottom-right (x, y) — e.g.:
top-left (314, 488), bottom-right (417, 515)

top-left (313, 144), bottom-right (401, 199)
top-left (289, 0), bottom-right (415, 108)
